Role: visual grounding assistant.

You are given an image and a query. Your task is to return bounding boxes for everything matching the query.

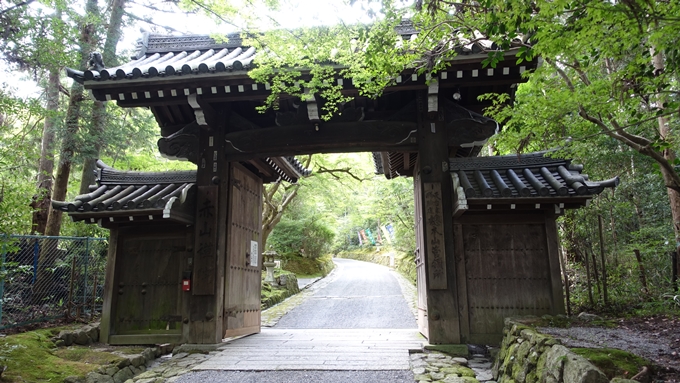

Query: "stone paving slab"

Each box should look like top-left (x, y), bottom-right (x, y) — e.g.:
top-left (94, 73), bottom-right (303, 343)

top-left (193, 328), bottom-right (424, 371)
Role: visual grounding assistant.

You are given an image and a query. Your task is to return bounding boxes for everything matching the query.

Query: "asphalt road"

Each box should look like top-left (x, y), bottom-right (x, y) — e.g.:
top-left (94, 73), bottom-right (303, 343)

top-left (174, 258), bottom-right (419, 383)
top-left (275, 258), bottom-right (417, 329)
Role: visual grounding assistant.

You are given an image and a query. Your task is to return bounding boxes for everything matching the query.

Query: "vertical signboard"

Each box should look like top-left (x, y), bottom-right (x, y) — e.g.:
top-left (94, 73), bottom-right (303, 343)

top-left (193, 186), bottom-right (218, 295)
top-left (424, 182), bottom-right (447, 290)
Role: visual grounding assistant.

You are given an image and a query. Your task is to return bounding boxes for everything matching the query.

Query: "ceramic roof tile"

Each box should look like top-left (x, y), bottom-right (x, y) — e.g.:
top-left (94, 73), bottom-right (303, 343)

top-left (52, 161), bottom-right (196, 216)
top-left (450, 152), bottom-right (619, 199)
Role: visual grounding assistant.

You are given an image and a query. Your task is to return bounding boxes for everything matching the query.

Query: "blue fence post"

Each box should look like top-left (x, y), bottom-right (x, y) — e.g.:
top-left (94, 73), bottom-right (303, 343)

top-left (0, 238), bottom-right (6, 327)
top-left (83, 238), bottom-right (90, 314)
top-left (32, 239), bottom-right (39, 285)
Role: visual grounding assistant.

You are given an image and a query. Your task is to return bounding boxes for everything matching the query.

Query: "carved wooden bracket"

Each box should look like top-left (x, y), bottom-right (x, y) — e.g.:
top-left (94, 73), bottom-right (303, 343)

top-left (157, 122), bottom-right (200, 164)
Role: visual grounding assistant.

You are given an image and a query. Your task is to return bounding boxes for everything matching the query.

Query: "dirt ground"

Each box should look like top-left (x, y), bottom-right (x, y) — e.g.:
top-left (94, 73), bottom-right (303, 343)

top-left (539, 315), bottom-right (680, 382)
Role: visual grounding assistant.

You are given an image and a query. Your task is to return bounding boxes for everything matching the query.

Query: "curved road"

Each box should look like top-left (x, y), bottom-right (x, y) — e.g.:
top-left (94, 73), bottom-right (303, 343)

top-left (275, 258), bottom-right (417, 329)
top-left (176, 258), bottom-right (420, 383)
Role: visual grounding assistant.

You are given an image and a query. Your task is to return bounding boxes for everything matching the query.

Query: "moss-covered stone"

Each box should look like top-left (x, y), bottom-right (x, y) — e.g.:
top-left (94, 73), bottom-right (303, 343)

top-left (440, 365), bottom-right (476, 377)
top-left (571, 348), bottom-right (649, 380)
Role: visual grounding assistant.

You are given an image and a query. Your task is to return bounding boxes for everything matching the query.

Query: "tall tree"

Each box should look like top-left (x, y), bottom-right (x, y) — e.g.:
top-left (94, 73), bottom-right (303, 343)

top-left (79, 0), bottom-right (127, 193)
top-left (44, 0), bottom-right (103, 236)
top-left (1, 2), bottom-right (73, 234)
top-left (31, 67), bottom-right (59, 234)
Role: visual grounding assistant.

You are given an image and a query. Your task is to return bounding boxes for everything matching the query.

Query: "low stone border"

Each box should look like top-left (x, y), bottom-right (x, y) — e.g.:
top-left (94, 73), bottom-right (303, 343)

top-left (492, 317), bottom-right (637, 383)
top-left (411, 350), bottom-right (495, 383)
top-left (54, 323), bottom-right (101, 347)
top-left (51, 323), bottom-right (176, 383)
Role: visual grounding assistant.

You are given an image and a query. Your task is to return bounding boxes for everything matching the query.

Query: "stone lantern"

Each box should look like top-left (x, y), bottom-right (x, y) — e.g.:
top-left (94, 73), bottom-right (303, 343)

top-left (263, 250), bottom-right (278, 283)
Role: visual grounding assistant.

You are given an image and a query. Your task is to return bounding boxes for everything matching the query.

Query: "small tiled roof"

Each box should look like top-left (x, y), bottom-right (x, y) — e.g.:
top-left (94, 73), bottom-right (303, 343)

top-left (285, 156), bottom-right (312, 177)
top-left (52, 161), bottom-right (196, 225)
top-left (450, 152), bottom-right (619, 201)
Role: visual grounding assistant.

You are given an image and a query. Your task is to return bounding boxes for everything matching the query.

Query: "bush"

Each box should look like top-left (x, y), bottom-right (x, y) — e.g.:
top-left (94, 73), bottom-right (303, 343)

top-left (268, 218), bottom-right (334, 258)
top-left (279, 253), bottom-right (334, 278)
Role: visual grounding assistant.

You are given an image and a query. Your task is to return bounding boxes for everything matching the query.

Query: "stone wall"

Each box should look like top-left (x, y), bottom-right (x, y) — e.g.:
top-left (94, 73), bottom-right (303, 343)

top-left (493, 317), bottom-right (634, 383)
top-left (261, 271), bottom-right (300, 309)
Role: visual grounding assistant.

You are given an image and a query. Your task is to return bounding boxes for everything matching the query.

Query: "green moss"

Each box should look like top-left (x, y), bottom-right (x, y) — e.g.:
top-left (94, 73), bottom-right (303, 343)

top-left (55, 348), bottom-right (125, 365)
top-left (535, 347), bottom-right (548, 377)
top-left (115, 347), bottom-right (146, 355)
top-left (440, 365), bottom-right (476, 377)
top-left (571, 348), bottom-right (647, 379)
top-left (423, 344), bottom-right (469, 357)
top-left (260, 270), bottom-right (302, 310)
top-left (0, 328), bottom-right (107, 382)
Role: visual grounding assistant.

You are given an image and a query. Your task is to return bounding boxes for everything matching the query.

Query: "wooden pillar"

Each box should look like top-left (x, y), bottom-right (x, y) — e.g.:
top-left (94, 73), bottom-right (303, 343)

top-left (544, 210), bottom-right (566, 315)
top-left (99, 227), bottom-right (118, 343)
top-left (416, 91), bottom-right (461, 344)
top-left (188, 95), bottom-right (230, 344)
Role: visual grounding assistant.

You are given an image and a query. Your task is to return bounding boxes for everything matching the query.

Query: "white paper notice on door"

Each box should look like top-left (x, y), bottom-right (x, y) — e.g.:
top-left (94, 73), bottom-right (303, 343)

top-left (250, 241), bottom-right (259, 267)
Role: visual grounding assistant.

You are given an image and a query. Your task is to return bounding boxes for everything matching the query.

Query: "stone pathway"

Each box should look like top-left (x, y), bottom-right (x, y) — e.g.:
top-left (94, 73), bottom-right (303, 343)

top-left (116, 345), bottom-right (497, 383)
top-left (195, 328), bottom-right (424, 371)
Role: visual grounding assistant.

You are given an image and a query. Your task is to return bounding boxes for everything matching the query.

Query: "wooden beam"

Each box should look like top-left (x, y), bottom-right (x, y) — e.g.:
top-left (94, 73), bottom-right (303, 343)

top-left (223, 121), bottom-right (419, 160)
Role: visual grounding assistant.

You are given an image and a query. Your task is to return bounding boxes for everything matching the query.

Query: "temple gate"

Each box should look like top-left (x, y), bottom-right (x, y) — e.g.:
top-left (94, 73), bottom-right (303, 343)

top-left (56, 25), bottom-right (618, 345)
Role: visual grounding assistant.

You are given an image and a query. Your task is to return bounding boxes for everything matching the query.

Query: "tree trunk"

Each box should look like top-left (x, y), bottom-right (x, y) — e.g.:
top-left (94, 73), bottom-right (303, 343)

top-left (598, 214), bottom-right (608, 306)
top-left (650, 43), bottom-right (680, 270)
top-left (577, 247), bottom-right (594, 306)
top-left (31, 68), bottom-right (60, 234)
top-left (633, 249), bottom-right (648, 295)
top-left (37, 4), bottom-right (100, 300)
top-left (79, 101), bottom-right (104, 194)
top-left (79, 0), bottom-right (126, 193)
top-left (261, 155), bottom-right (312, 248)
top-left (44, 81), bottom-right (84, 237)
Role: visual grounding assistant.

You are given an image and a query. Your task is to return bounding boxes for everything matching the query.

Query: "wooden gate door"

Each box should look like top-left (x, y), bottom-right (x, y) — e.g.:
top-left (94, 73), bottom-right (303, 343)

top-left (459, 221), bottom-right (553, 344)
top-left (413, 174), bottom-right (429, 338)
top-left (223, 163), bottom-right (263, 338)
top-left (110, 228), bottom-right (185, 344)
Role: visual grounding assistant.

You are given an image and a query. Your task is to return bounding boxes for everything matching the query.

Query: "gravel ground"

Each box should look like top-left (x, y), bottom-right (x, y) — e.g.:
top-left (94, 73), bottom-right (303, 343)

top-left (538, 326), bottom-right (673, 362)
top-left (539, 315), bottom-right (680, 381)
top-left (173, 370), bottom-right (415, 383)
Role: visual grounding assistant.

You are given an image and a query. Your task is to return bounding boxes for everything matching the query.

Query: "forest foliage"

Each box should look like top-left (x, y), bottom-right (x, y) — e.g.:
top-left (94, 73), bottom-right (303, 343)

top-left (0, 0), bottom-right (678, 316)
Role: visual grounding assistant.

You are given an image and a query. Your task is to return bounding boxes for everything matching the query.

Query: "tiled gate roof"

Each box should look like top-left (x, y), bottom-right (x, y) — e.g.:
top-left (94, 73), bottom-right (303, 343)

top-left (448, 152), bottom-right (619, 215)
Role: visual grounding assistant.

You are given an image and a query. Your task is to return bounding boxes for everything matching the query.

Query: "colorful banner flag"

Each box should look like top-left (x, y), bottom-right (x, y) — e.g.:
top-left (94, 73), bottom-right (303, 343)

top-left (357, 231), bottom-right (363, 245)
top-left (385, 224), bottom-right (395, 240)
top-left (365, 228), bottom-right (376, 245)
top-left (380, 225), bottom-right (392, 244)
top-left (360, 230), bottom-right (369, 245)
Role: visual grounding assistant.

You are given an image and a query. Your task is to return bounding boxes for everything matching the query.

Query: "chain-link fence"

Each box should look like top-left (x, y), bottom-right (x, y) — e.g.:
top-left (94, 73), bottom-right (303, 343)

top-left (0, 235), bottom-right (108, 330)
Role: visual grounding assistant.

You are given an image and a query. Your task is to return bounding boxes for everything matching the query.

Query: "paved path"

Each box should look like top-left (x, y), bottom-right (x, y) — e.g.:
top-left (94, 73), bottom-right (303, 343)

top-left (275, 258), bottom-right (418, 329)
top-left (173, 259), bottom-right (424, 382)
top-left (124, 259), bottom-right (497, 383)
